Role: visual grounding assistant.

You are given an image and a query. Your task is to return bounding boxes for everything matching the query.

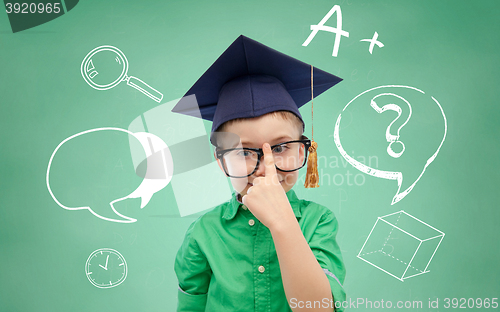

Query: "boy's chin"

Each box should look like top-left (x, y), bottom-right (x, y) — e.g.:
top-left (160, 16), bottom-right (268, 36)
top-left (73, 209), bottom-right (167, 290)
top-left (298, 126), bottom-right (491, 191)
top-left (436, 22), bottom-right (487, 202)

top-left (235, 182), bottom-right (253, 197)
top-left (229, 178), bottom-right (249, 194)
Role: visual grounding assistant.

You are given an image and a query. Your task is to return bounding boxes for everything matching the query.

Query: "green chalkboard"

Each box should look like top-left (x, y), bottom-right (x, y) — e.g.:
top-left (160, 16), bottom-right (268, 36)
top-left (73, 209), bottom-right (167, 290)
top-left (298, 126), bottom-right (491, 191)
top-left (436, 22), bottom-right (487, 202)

top-left (1, 0), bottom-right (499, 311)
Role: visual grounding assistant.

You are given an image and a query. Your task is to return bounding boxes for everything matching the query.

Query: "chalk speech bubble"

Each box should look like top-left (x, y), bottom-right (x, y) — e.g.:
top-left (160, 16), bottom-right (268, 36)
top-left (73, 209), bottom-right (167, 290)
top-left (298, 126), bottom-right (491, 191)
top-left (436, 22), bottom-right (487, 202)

top-left (46, 127), bottom-right (173, 223)
top-left (333, 85), bottom-right (447, 205)
top-left (128, 96), bottom-right (233, 217)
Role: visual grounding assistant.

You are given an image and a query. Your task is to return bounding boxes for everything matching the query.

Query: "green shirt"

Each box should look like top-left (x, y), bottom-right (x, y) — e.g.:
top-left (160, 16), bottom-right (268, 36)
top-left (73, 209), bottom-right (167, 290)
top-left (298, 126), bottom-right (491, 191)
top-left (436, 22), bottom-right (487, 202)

top-left (174, 189), bottom-right (346, 311)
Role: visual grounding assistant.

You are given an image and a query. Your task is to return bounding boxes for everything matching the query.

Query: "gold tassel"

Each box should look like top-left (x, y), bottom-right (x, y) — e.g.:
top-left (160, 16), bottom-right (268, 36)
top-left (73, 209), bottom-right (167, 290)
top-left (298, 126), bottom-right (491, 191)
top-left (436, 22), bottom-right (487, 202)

top-left (304, 140), bottom-right (319, 188)
top-left (304, 64), bottom-right (319, 188)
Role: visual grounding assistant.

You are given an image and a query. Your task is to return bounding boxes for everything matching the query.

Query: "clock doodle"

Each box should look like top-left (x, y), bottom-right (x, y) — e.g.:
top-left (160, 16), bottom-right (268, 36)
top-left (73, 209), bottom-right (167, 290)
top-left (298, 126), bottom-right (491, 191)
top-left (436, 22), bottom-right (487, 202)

top-left (85, 248), bottom-right (127, 288)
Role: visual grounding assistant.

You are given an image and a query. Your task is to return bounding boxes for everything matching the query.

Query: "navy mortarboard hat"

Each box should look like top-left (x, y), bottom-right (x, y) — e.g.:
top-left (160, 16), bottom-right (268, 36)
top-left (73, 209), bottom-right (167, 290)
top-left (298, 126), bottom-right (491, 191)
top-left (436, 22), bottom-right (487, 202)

top-left (172, 35), bottom-right (342, 136)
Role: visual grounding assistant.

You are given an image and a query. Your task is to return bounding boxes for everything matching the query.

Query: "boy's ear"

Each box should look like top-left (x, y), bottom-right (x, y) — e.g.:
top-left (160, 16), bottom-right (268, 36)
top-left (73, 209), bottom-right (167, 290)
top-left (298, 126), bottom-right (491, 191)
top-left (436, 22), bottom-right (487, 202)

top-left (214, 150), bottom-right (227, 175)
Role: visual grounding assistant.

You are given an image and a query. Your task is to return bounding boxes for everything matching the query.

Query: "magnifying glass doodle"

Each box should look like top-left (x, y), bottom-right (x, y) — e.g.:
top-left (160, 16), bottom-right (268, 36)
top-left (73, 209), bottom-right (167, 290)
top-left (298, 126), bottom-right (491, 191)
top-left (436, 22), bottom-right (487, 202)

top-left (81, 45), bottom-right (163, 103)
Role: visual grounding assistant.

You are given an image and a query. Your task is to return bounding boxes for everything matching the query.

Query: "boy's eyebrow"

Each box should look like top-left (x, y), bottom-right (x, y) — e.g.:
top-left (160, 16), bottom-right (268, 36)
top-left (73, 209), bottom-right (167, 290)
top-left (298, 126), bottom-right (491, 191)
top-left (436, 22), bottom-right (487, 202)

top-left (240, 136), bottom-right (295, 147)
top-left (240, 141), bottom-right (258, 147)
top-left (270, 136), bottom-right (295, 144)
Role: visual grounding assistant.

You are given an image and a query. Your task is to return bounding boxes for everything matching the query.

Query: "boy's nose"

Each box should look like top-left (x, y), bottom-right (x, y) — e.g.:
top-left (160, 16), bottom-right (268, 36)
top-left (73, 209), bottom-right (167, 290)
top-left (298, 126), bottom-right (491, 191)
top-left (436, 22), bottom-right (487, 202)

top-left (253, 159), bottom-right (266, 177)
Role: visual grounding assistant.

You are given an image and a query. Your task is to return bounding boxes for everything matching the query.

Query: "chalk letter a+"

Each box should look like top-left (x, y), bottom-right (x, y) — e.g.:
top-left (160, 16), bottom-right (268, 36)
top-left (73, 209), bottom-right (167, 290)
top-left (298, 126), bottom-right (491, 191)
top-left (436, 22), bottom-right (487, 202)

top-left (302, 5), bottom-right (349, 57)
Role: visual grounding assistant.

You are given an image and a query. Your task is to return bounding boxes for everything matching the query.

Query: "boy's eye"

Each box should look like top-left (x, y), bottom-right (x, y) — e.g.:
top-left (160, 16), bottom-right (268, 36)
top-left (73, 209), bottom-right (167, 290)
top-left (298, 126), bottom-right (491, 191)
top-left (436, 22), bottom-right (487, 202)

top-left (237, 150), bottom-right (254, 157)
top-left (272, 144), bottom-right (289, 154)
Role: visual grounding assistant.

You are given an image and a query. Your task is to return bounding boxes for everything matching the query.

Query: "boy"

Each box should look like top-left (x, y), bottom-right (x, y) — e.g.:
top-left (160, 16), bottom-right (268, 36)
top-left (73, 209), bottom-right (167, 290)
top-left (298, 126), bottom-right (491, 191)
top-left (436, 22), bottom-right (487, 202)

top-left (173, 35), bottom-right (346, 311)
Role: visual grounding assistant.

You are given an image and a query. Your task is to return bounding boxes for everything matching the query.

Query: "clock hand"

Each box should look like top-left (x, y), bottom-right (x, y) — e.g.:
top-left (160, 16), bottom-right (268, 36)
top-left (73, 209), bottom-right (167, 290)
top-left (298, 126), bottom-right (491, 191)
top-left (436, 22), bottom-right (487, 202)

top-left (99, 255), bottom-right (110, 270)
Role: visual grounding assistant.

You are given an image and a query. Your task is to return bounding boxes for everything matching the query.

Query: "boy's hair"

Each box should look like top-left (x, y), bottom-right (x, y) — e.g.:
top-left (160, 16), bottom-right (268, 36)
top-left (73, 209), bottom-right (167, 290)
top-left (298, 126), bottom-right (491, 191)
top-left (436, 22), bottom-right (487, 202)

top-left (217, 110), bottom-right (304, 135)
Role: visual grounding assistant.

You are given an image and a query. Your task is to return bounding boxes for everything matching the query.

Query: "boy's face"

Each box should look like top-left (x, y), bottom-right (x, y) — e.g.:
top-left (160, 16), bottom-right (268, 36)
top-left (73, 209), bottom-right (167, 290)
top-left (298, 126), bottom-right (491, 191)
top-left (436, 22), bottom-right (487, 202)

top-left (215, 113), bottom-right (304, 197)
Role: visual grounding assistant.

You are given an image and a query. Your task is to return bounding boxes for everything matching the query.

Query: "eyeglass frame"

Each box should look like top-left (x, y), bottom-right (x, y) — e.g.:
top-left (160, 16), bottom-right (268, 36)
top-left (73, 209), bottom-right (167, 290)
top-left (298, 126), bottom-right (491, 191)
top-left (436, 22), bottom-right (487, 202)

top-left (215, 135), bottom-right (312, 178)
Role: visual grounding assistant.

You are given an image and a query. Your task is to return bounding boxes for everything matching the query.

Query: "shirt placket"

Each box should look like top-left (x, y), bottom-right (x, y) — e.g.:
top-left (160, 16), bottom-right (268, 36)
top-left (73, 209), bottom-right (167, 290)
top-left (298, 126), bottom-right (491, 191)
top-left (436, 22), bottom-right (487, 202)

top-left (252, 220), bottom-right (271, 312)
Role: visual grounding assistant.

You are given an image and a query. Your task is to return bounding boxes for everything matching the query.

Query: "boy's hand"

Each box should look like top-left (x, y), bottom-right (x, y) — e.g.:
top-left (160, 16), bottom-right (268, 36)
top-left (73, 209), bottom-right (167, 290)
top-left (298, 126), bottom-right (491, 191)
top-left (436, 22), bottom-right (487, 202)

top-left (242, 143), bottom-right (296, 231)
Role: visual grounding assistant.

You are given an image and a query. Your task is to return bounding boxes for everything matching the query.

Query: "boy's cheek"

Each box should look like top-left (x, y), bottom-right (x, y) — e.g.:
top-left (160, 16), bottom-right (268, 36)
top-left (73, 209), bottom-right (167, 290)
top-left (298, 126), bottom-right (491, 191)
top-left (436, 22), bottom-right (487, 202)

top-left (280, 172), bottom-right (299, 192)
top-left (217, 158), bottom-right (249, 195)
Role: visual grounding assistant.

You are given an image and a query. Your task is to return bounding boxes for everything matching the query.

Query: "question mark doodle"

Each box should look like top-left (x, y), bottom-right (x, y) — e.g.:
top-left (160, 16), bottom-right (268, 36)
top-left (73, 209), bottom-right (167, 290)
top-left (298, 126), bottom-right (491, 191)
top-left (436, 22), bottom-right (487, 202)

top-left (370, 93), bottom-right (412, 158)
top-left (334, 85), bottom-right (447, 205)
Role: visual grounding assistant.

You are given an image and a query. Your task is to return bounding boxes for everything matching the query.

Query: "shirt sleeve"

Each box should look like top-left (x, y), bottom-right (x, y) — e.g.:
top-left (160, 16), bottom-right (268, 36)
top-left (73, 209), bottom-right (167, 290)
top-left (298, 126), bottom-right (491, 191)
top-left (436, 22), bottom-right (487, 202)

top-left (174, 220), bottom-right (212, 312)
top-left (307, 209), bottom-right (346, 312)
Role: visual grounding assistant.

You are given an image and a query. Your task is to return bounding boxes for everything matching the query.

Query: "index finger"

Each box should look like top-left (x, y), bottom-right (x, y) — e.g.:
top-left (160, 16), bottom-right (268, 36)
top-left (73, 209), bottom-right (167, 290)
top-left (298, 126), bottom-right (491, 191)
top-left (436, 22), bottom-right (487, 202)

top-left (263, 143), bottom-right (278, 177)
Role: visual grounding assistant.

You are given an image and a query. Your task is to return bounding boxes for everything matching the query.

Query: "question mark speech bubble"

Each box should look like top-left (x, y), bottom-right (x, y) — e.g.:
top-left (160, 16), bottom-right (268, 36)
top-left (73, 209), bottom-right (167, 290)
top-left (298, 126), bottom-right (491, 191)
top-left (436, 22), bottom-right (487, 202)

top-left (46, 127), bottom-right (173, 223)
top-left (334, 85), bottom-right (447, 205)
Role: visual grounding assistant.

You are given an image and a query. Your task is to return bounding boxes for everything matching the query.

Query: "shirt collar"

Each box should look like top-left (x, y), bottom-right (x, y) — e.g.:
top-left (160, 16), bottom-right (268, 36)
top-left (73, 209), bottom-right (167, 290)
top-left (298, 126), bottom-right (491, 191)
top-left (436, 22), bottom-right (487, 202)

top-left (222, 189), bottom-right (302, 220)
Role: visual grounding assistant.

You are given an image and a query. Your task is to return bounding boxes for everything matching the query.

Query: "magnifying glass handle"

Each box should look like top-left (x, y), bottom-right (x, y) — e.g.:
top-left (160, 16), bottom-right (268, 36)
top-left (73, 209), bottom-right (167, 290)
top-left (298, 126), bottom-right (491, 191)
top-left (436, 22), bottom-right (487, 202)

top-left (126, 76), bottom-right (163, 103)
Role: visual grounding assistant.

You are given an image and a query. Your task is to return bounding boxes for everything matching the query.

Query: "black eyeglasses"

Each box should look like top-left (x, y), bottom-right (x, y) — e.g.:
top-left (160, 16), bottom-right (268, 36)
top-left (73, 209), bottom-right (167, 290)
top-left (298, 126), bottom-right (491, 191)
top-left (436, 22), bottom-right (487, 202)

top-left (215, 136), bottom-right (311, 178)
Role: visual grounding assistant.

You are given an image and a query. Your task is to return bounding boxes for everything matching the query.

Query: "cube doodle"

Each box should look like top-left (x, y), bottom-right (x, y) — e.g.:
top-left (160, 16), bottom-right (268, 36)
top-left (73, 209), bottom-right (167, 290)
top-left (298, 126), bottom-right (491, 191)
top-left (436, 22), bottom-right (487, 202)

top-left (358, 210), bottom-right (444, 281)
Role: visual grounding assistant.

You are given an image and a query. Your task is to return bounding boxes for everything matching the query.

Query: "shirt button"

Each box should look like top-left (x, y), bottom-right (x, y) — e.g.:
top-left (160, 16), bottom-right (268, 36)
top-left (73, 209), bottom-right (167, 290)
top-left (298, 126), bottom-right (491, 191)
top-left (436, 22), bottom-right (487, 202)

top-left (258, 265), bottom-right (265, 273)
top-left (248, 219), bottom-right (255, 226)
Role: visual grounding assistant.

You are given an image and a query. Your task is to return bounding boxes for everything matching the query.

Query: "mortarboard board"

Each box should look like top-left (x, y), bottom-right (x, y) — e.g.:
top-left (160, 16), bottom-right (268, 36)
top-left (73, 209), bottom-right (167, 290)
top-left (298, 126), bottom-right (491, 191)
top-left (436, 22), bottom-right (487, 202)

top-left (172, 35), bottom-right (342, 136)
